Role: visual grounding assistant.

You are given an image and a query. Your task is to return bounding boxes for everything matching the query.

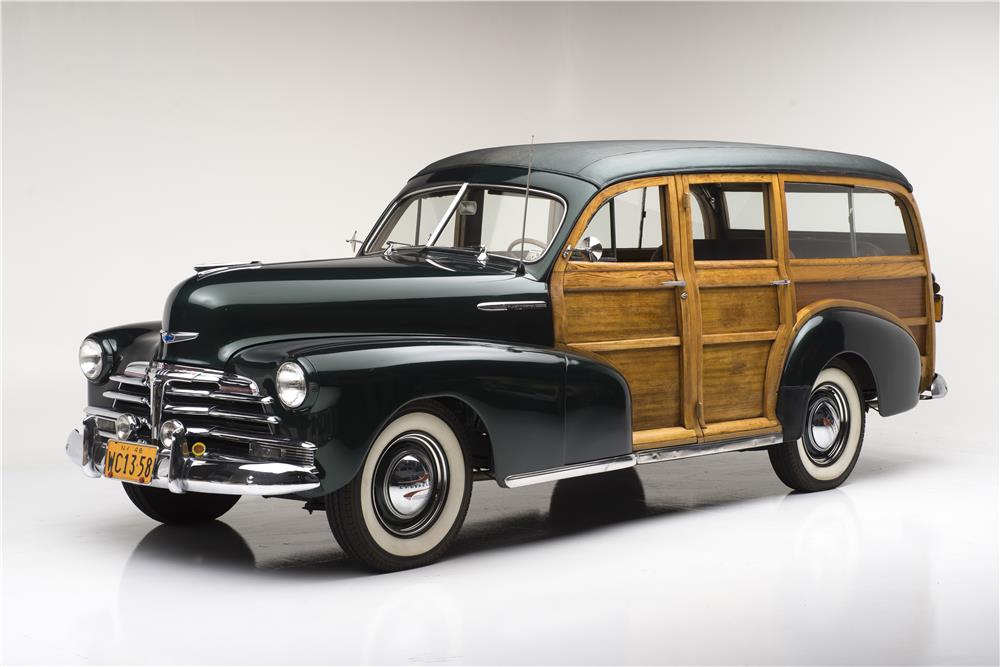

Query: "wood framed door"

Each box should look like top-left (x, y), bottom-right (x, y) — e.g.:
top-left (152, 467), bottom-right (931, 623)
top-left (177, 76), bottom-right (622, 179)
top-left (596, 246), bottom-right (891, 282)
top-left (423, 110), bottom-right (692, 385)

top-left (552, 176), bottom-right (700, 450)
top-left (678, 174), bottom-right (794, 441)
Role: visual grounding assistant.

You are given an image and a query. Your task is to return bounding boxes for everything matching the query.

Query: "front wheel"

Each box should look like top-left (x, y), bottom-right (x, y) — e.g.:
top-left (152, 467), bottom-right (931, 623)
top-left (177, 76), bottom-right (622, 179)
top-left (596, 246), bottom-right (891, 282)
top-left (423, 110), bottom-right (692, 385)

top-left (123, 483), bottom-right (240, 524)
top-left (769, 366), bottom-right (867, 492)
top-left (325, 401), bottom-right (473, 572)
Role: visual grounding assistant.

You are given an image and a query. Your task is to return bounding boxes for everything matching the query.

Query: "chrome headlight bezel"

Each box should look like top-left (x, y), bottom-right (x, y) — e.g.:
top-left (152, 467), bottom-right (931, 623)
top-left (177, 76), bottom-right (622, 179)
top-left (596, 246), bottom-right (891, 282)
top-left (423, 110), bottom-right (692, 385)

top-left (276, 361), bottom-right (308, 409)
top-left (79, 338), bottom-right (109, 382)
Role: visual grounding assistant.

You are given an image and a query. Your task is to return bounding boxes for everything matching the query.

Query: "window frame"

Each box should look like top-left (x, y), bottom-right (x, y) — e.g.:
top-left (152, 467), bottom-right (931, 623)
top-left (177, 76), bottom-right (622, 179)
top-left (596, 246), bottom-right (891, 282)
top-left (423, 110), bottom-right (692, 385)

top-left (684, 173), bottom-right (780, 266)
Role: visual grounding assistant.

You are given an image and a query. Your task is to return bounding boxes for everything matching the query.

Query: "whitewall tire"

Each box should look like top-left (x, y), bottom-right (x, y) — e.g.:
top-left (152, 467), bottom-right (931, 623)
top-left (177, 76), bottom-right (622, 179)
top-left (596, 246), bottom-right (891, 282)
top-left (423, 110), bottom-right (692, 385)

top-left (769, 365), bottom-right (867, 492)
top-left (325, 400), bottom-right (472, 572)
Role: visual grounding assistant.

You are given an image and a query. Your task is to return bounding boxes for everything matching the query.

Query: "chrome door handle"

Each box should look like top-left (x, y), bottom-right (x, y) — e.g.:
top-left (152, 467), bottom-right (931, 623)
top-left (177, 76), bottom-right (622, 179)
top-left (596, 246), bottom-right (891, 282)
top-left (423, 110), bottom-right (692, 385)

top-left (661, 280), bottom-right (686, 288)
top-left (771, 279), bottom-right (790, 286)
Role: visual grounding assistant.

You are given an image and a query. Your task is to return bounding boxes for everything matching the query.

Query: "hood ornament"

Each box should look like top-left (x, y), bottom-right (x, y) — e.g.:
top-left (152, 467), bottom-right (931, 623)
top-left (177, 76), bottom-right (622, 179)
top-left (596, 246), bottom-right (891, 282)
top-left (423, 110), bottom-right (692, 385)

top-left (160, 330), bottom-right (199, 344)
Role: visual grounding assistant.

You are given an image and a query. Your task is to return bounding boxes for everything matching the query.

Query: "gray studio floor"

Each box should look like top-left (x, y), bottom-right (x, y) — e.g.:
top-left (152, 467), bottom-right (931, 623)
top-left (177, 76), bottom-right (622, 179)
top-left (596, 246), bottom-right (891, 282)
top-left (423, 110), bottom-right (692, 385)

top-left (2, 405), bottom-right (997, 665)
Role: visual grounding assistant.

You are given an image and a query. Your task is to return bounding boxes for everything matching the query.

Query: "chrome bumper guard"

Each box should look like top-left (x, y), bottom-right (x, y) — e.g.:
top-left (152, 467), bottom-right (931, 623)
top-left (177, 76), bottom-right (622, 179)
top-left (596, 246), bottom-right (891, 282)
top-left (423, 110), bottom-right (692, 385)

top-left (920, 373), bottom-right (948, 400)
top-left (65, 417), bottom-right (320, 496)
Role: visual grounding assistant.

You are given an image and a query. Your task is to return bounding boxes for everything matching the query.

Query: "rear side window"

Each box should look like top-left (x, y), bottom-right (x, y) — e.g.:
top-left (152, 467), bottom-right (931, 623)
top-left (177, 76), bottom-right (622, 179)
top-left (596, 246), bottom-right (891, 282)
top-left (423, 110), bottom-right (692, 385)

top-left (690, 183), bottom-right (770, 260)
top-left (785, 183), bottom-right (916, 258)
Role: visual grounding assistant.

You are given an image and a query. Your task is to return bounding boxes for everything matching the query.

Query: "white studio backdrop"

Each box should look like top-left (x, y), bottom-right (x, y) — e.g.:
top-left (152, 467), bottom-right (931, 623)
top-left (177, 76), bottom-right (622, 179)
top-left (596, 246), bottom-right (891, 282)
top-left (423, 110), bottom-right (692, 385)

top-left (3, 2), bottom-right (997, 469)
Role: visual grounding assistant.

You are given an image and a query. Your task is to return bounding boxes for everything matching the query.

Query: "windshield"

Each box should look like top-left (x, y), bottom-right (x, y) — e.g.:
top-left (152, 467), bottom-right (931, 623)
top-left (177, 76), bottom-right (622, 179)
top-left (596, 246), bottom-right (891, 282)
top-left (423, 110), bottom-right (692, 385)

top-left (365, 185), bottom-right (565, 262)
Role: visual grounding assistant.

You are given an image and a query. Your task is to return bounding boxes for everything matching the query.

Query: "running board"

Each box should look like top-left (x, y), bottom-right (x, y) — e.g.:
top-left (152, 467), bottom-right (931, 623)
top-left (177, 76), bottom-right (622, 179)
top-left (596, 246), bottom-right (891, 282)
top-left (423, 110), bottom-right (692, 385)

top-left (503, 433), bottom-right (784, 488)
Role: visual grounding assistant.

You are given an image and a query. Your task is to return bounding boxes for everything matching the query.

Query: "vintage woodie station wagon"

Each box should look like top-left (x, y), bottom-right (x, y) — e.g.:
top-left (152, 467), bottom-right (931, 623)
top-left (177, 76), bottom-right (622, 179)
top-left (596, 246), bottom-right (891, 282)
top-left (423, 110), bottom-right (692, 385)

top-left (68, 140), bottom-right (947, 571)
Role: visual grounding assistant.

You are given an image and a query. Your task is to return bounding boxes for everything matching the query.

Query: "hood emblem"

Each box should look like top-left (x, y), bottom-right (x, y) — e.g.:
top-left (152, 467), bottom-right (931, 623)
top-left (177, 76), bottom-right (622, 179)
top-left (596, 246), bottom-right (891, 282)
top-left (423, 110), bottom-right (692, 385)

top-left (161, 330), bottom-right (199, 344)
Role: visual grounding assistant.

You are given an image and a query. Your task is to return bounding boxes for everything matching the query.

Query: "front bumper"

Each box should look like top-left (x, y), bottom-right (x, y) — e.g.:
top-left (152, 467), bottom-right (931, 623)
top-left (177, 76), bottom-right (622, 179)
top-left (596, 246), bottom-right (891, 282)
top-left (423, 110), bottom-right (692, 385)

top-left (66, 417), bottom-right (321, 496)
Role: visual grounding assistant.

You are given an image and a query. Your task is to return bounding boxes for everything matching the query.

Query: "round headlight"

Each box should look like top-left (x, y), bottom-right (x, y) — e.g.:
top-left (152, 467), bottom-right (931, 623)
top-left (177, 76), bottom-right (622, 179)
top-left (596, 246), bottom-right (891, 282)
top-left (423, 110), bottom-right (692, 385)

top-left (276, 361), bottom-right (307, 409)
top-left (79, 338), bottom-right (105, 381)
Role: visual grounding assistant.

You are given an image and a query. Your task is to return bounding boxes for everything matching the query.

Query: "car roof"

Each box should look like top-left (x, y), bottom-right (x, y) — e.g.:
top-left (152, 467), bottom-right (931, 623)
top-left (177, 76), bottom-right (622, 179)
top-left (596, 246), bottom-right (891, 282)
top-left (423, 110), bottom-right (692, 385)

top-left (415, 140), bottom-right (912, 191)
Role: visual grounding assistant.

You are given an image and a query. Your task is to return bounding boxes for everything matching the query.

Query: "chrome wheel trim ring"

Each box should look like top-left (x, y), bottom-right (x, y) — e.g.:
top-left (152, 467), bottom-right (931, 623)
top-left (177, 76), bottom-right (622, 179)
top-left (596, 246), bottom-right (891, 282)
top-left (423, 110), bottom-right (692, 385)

top-left (371, 431), bottom-right (449, 538)
top-left (803, 382), bottom-right (851, 466)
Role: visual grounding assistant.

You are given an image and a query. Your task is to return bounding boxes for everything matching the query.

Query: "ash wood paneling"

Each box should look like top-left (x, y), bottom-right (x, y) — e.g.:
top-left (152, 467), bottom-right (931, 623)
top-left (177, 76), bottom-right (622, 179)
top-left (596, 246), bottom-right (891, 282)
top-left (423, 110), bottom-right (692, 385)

top-left (909, 325), bottom-right (928, 355)
top-left (598, 346), bottom-right (682, 432)
top-left (793, 277), bottom-right (926, 319)
top-left (699, 286), bottom-right (781, 334)
top-left (562, 282), bottom-right (679, 342)
top-left (701, 341), bottom-right (771, 423)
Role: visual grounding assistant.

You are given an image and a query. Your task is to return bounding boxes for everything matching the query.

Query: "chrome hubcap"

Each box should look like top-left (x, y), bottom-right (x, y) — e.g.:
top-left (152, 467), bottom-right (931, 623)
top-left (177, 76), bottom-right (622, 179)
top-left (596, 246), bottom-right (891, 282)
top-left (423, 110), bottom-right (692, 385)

top-left (372, 432), bottom-right (448, 537)
top-left (803, 383), bottom-right (851, 466)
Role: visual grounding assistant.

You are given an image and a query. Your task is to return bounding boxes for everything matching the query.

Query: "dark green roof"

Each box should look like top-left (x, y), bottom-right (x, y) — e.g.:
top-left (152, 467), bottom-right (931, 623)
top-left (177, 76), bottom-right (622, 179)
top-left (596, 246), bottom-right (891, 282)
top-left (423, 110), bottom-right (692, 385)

top-left (416, 140), bottom-right (912, 191)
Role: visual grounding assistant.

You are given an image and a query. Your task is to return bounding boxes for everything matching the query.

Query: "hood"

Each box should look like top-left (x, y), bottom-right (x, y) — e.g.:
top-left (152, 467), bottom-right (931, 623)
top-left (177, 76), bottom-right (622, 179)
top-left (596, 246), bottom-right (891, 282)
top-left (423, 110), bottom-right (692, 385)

top-left (159, 252), bottom-right (552, 368)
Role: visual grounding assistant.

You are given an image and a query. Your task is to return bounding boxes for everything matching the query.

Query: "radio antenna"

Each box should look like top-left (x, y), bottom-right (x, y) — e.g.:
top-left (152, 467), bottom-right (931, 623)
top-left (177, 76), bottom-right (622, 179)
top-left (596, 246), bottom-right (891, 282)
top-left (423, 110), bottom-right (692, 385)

top-left (517, 135), bottom-right (535, 276)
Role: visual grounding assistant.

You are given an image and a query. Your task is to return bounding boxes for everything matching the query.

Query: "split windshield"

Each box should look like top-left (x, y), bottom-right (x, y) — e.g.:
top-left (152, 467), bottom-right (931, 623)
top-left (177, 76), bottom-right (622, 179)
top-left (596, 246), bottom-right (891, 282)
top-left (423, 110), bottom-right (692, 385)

top-left (366, 185), bottom-right (565, 262)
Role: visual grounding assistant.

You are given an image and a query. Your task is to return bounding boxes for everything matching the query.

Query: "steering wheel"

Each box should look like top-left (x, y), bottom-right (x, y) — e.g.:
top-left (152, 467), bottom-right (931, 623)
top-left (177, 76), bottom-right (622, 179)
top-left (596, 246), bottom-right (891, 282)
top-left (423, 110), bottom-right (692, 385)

top-left (506, 237), bottom-right (548, 253)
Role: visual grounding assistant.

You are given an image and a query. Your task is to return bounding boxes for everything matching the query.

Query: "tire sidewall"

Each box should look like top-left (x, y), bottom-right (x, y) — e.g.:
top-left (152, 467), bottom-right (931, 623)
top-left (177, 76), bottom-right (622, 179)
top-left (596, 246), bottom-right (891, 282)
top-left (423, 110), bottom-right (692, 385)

top-left (357, 408), bottom-right (469, 560)
top-left (797, 367), bottom-right (863, 482)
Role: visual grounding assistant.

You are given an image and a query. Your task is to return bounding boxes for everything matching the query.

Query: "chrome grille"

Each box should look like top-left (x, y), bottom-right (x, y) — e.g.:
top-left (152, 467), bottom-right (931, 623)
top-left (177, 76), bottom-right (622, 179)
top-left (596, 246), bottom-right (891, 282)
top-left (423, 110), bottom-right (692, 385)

top-left (97, 361), bottom-right (315, 468)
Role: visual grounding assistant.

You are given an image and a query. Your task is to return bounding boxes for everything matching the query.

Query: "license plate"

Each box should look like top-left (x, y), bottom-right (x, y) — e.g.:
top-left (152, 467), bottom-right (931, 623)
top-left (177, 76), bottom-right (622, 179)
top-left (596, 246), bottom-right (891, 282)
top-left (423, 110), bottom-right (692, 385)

top-left (104, 440), bottom-right (158, 485)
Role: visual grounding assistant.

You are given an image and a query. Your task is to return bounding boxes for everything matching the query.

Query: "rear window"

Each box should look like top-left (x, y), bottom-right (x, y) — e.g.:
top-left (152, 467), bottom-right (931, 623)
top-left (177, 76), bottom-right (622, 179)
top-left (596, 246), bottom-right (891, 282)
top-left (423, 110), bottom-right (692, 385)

top-left (785, 184), bottom-right (916, 258)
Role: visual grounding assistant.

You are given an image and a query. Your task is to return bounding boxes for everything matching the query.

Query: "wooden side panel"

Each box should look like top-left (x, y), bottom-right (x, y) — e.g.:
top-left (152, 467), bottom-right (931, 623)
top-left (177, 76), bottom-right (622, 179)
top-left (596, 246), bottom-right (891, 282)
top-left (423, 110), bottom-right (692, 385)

top-left (563, 271), bottom-right (680, 343)
top-left (701, 341), bottom-right (771, 423)
top-left (793, 277), bottom-right (926, 319)
top-left (597, 346), bottom-right (682, 432)
top-left (700, 286), bottom-right (781, 334)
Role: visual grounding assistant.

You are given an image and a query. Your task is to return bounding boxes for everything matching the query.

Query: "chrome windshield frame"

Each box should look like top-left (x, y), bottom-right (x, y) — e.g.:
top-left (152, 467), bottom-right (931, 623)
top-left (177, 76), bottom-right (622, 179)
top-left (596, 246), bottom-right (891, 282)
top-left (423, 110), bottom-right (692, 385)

top-left (360, 182), bottom-right (568, 265)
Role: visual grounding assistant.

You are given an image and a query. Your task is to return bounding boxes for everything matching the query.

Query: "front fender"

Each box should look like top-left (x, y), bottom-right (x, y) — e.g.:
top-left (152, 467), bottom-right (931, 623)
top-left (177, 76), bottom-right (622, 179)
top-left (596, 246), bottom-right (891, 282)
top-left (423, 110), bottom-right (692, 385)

top-left (230, 337), bottom-right (573, 493)
top-left (777, 307), bottom-right (921, 441)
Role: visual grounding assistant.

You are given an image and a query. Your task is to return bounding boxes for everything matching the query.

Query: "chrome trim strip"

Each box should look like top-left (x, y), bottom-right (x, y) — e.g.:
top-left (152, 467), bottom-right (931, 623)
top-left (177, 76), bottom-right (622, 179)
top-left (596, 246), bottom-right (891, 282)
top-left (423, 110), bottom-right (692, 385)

top-left (109, 374), bottom-right (146, 386)
top-left (503, 433), bottom-right (785, 488)
top-left (634, 433), bottom-right (784, 465)
top-left (504, 454), bottom-right (635, 488)
top-left (660, 280), bottom-right (686, 288)
top-left (162, 404), bottom-right (280, 425)
top-left (194, 261), bottom-right (262, 280)
top-left (165, 386), bottom-right (274, 404)
top-left (103, 390), bottom-right (149, 406)
top-left (476, 300), bottom-right (548, 312)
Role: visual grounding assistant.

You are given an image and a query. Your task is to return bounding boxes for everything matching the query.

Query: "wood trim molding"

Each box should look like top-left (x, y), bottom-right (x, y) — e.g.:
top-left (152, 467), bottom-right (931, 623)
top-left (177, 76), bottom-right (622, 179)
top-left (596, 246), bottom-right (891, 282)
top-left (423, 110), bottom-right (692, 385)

top-left (570, 336), bottom-right (681, 352)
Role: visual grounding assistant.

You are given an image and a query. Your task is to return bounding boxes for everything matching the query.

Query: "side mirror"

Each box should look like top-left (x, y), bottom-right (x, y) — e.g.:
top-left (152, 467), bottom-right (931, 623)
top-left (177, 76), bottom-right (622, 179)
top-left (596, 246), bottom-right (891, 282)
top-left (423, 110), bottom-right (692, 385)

top-left (580, 236), bottom-right (603, 262)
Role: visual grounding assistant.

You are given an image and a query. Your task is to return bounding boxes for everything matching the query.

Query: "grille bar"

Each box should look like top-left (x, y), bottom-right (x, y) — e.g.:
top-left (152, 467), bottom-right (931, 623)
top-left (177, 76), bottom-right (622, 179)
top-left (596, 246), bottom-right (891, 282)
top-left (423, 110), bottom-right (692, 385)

top-left (162, 403), bottom-right (281, 425)
top-left (103, 390), bottom-right (149, 405)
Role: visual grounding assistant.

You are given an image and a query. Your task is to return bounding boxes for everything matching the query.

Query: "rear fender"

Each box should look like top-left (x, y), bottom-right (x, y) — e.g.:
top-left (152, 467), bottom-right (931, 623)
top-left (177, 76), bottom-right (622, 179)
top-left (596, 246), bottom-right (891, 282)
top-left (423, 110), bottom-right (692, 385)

top-left (777, 305), bottom-right (921, 441)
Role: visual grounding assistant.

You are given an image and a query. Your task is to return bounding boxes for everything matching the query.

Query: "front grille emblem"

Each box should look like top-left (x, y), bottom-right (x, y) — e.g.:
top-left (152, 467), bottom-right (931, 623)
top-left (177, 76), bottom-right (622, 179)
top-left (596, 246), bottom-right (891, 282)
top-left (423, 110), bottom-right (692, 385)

top-left (160, 330), bottom-right (199, 344)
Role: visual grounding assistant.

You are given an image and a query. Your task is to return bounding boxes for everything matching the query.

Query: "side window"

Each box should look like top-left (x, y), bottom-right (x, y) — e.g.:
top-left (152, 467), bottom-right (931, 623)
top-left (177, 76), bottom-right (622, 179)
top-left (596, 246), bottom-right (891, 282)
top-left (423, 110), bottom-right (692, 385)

top-left (573, 186), bottom-right (667, 262)
top-left (853, 188), bottom-right (916, 256)
top-left (690, 183), bottom-right (770, 260)
top-left (785, 183), bottom-right (915, 258)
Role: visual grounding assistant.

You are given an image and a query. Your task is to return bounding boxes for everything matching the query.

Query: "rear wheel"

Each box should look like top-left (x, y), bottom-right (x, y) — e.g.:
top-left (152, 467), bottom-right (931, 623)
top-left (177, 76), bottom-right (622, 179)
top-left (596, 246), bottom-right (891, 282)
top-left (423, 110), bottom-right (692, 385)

top-left (123, 483), bottom-right (240, 524)
top-left (326, 400), bottom-right (473, 572)
top-left (769, 366), bottom-right (867, 492)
